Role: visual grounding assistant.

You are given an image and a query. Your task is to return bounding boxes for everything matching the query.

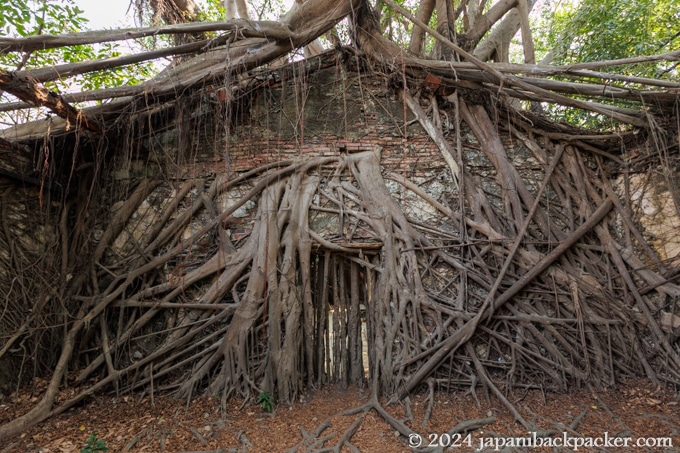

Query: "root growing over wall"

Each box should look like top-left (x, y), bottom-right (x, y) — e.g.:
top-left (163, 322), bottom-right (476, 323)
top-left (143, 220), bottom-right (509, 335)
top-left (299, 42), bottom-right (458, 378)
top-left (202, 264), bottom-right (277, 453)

top-left (2, 92), bottom-right (679, 443)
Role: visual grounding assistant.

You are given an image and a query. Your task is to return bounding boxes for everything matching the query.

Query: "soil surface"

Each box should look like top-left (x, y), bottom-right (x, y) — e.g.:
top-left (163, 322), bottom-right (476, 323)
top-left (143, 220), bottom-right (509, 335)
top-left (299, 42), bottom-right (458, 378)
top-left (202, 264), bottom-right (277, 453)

top-left (2, 379), bottom-right (679, 452)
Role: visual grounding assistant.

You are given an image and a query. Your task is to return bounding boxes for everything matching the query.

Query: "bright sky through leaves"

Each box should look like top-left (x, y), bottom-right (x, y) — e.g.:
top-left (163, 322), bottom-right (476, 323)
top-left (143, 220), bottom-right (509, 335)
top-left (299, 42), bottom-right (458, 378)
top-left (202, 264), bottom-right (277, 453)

top-left (71, 0), bottom-right (134, 29)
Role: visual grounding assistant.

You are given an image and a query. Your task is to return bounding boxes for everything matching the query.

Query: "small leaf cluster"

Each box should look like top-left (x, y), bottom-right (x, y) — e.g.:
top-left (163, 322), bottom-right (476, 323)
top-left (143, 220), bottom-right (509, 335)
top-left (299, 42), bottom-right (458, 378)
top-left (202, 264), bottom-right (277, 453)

top-left (256, 391), bottom-right (275, 412)
top-left (81, 432), bottom-right (108, 453)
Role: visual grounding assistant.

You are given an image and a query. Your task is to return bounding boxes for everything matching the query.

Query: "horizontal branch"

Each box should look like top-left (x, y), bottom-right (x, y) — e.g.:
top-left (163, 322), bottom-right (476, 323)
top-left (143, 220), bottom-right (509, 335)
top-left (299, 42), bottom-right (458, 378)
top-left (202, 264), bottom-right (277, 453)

top-left (514, 76), bottom-right (677, 104)
top-left (565, 50), bottom-right (680, 71)
top-left (0, 19), bottom-right (293, 54)
top-left (15, 38), bottom-right (222, 84)
top-left (382, 0), bottom-right (651, 127)
top-left (401, 57), bottom-right (680, 90)
top-left (0, 84), bottom-right (143, 112)
top-left (1, 51), bottom-right (675, 116)
top-left (432, 67), bottom-right (675, 106)
top-left (412, 66), bottom-right (653, 122)
top-left (565, 68), bottom-right (680, 90)
top-left (0, 69), bottom-right (102, 134)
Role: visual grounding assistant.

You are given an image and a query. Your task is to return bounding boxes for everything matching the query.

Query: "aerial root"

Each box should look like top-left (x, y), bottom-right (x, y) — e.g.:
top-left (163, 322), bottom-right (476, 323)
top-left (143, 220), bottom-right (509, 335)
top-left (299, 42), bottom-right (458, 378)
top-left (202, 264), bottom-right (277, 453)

top-left (237, 430), bottom-right (254, 452)
top-left (2, 89), bottom-right (679, 443)
top-left (283, 397), bottom-right (496, 453)
top-left (286, 419), bottom-right (333, 453)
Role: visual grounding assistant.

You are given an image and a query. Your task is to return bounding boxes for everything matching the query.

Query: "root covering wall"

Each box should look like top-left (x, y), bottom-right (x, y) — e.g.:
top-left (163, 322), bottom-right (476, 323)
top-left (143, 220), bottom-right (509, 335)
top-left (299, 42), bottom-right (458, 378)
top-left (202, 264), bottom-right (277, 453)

top-left (2, 56), bottom-right (680, 430)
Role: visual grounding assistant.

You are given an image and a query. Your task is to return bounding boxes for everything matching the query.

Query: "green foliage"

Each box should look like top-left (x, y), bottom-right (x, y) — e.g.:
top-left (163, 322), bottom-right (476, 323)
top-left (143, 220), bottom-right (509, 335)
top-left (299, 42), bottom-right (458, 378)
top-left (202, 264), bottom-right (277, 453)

top-left (536, 0), bottom-right (679, 78)
top-left (531, 0), bottom-right (679, 128)
top-left (372, 0), bottom-right (422, 48)
top-left (0, 0), bottom-right (156, 125)
top-left (256, 391), bottom-right (275, 412)
top-left (0, 0), bottom-right (85, 37)
top-left (196, 0), bottom-right (227, 22)
top-left (0, 0), bottom-right (89, 75)
top-left (81, 432), bottom-right (108, 453)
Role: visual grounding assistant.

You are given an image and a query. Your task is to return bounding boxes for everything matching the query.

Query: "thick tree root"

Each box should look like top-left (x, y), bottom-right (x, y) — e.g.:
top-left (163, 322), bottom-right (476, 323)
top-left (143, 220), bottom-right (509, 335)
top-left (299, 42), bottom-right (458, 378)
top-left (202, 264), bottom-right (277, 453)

top-left (286, 397), bottom-right (497, 453)
top-left (2, 90), bottom-right (679, 442)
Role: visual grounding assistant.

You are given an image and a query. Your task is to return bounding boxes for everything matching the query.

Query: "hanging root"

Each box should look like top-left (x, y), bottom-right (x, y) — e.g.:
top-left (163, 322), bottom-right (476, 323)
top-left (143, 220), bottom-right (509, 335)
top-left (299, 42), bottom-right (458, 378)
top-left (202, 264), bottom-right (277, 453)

top-left (2, 91), bottom-right (679, 444)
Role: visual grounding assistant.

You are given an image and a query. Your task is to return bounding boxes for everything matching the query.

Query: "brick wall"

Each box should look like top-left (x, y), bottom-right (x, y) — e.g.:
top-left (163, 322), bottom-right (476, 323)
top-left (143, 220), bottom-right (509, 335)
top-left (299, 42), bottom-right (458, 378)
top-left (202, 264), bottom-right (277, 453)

top-left (140, 61), bottom-right (452, 179)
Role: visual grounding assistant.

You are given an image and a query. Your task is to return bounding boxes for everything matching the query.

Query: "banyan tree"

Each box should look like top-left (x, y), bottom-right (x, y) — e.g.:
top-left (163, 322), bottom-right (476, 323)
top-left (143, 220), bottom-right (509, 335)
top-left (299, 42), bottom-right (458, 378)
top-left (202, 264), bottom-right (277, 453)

top-left (1, 0), bottom-right (679, 446)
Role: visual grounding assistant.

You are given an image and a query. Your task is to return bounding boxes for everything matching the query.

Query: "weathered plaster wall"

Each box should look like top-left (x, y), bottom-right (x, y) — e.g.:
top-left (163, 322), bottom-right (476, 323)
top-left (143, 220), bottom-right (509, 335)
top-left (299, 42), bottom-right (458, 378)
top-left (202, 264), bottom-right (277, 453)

top-left (626, 173), bottom-right (680, 266)
top-left (110, 66), bottom-right (447, 247)
top-left (115, 63), bottom-right (542, 244)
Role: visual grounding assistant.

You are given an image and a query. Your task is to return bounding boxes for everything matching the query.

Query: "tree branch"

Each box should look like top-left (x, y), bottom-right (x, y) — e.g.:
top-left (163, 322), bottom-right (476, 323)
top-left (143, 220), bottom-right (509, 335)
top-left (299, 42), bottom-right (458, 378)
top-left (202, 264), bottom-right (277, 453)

top-left (0, 20), bottom-right (293, 54)
top-left (0, 69), bottom-right (102, 134)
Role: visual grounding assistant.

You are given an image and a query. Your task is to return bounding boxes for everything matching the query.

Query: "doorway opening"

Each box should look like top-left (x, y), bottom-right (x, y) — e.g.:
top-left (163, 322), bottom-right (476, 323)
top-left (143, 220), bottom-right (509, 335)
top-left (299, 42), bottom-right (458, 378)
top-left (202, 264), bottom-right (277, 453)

top-left (310, 251), bottom-right (375, 387)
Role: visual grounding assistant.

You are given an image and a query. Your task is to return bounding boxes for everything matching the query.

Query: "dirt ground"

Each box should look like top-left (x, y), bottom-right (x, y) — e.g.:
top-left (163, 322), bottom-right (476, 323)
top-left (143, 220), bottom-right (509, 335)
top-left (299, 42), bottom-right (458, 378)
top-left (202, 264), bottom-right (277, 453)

top-left (1, 378), bottom-right (679, 452)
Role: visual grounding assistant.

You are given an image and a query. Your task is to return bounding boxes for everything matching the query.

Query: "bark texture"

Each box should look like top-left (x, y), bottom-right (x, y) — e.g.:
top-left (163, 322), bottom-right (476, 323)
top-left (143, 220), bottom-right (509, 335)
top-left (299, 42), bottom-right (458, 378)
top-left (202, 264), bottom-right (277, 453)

top-left (0, 0), bottom-right (679, 445)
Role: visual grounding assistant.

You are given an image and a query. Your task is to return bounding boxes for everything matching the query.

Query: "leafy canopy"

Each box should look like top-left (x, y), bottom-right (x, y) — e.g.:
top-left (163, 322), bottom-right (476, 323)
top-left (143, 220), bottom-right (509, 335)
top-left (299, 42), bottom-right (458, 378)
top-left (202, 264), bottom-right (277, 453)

top-left (537, 0), bottom-right (680, 79)
top-left (0, 0), bottom-right (156, 125)
top-left (530, 0), bottom-right (679, 128)
top-left (1, 0), bottom-right (677, 129)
